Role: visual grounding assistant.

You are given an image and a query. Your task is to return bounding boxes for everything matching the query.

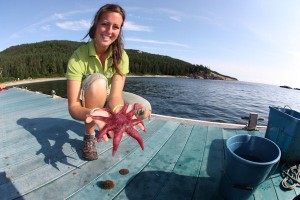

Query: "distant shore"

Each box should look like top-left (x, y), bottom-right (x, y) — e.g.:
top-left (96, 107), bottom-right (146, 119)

top-left (1, 74), bottom-right (236, 89)
top-left (1, 75), bottom-right (185, 88)
top-left (2, 77), bottom-right (67, 87)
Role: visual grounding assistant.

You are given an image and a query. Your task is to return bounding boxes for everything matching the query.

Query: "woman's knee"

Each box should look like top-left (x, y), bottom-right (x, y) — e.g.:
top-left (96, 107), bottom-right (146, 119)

top-left (88, 78), bottom-right (107, 93)
top-left (82, 74), bottom-right (108, 107)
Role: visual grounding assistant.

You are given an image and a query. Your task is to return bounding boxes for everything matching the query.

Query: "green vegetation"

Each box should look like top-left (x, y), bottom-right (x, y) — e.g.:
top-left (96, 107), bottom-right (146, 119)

top-left (0, 40), bottom-right (237, 83)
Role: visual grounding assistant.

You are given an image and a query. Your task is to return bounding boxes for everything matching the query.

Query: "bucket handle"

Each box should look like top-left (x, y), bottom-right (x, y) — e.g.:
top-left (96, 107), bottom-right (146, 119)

top-left (223, 171), bottom-right (255, 191)
top-left (233, 184), bottom-right (254, 191)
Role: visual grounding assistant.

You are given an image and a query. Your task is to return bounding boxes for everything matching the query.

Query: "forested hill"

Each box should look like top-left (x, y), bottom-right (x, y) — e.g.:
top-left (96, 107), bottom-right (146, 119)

top-left (0, 40), bottom-right (237, 81)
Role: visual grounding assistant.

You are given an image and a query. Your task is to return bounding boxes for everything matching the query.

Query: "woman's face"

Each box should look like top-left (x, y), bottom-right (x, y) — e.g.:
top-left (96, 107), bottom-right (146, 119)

top-left (94, 11), bottom-right (123, 52)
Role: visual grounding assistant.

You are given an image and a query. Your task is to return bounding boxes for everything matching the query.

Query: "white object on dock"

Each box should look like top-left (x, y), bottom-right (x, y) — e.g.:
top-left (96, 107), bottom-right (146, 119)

top-left (51, 90), bottom-right (56, 98)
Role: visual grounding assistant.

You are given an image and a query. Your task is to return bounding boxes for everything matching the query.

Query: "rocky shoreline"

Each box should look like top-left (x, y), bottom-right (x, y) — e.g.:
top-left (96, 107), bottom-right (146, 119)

top-left (280, 85), bottom-right (300, 90)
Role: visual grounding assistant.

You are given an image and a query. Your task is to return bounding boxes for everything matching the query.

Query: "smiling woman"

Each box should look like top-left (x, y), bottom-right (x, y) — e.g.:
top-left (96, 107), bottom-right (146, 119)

top-left (66, 4), bottom-right (152, 161)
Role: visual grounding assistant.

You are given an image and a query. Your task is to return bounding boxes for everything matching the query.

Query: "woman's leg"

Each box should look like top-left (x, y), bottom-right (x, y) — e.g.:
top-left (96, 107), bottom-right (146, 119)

top-left (83, 78), bottom-right (107, 134)
top-left (81, 73), bottom-right (108, 160)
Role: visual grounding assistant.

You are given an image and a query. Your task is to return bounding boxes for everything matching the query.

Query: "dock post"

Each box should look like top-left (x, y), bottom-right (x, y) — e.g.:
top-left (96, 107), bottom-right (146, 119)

top-left (246, 113), bottom-right (258, 130)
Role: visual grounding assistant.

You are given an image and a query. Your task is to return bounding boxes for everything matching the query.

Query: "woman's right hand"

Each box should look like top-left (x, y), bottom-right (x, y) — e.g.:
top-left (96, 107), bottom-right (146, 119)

top-left (86, 108), bottom-right (113, 142)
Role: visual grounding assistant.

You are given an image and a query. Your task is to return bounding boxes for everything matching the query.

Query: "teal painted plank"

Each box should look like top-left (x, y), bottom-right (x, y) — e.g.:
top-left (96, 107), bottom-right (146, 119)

top-left (222, 128), bottom-right (237, 140)
top-left (236, 129), bottom-right (264, 137)
top-left (1, 94), bottom-right (52, 109)
top-left (155, 125), bottom-right (208, 200)
top-left (1, 143), bottom-right (79, 186)
top-left (172, 125), bottom-right (208, 176)
top-left (0, 107), bottom-right (70, 137)
top-left (193, 126), bottom-right (224, 200)
top-left (115, 123), bottom-right (195, 200)
top-left (0, 89), bottom-right (42, 105)
top-left (0, 153), bottom-right (85, 199)
top-left (67, 121), bottom-right (180, 200)
top-left (0, 89), bottom-right (66, 109)
top-left (1, 97), bottom-right (67, 116)
top-left (0, 99), bottom-right (67, 118)
top-left (140, 123), bottom-right (194, 172)
top-left (21, 119), bottom-right (167, 199)
top-left (1, 126), bottom-right (84, 169)
top-left (0, 94), bottom-right (45, 107)
top-left (0, 117), bottom-right (79, 172)
top-left (1, 104), bottom-right (70, 140)
top-left (0, 116), bottom-right (81, 169)
top-left (271, 166), bottom-right (297, 200)
top-left (0, 114), bottom-right (76, 149)
top-left (253, 178), bottom-right (279, 199)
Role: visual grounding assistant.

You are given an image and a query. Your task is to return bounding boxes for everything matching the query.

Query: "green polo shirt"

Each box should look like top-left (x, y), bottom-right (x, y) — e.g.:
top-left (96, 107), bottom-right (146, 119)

top-left (66, 40), bottom-right (129, 87)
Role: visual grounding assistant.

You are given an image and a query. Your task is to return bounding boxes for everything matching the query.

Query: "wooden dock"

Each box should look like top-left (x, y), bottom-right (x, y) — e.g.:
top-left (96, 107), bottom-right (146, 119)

top-left (0, 88), bottom-right (298, 200)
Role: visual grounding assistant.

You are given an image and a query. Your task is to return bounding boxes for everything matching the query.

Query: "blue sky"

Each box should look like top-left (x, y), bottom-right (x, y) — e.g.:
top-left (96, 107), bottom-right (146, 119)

top-left (1, 0), bottom-right (300, 88)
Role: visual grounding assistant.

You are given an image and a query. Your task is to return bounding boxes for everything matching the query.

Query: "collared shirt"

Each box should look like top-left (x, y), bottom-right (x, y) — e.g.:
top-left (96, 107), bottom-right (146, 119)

top-left (66, 40), bottom-right (129, 87)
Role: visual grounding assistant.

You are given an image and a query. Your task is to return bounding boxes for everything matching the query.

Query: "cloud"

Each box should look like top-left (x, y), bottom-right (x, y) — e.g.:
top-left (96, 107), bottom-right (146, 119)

top-left (23, 8), bottom-right (95, 32)
top-left (41, 25), bottom-right (51, 31)
top-left (156, 8), bottom-right (183, 22)
top-left (157, 8), bottom-right (180, 15)
top-left (53, 13), bottom-right (65, 20)
top-left (170, 16), bottom-right (182, 22)
top-left (24, 13), bottom-right (67, 32)
top-left (56, 20), bottom-right (90, 31)
top-left (52, 9), bottom-right (95, 20)
top-left (126, 37), bottom-right (190, 48)
top-left (124, 21), bottom-right (152, 32)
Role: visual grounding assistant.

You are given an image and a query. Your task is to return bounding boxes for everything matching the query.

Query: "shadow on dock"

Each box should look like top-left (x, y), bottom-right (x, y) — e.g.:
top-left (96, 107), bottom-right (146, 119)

top-left (124, 139), bottom-right (224, 200)
top-left (17, 117), bottom-right (84, 170)
top-left (0, 172), bottom-right (25, 200)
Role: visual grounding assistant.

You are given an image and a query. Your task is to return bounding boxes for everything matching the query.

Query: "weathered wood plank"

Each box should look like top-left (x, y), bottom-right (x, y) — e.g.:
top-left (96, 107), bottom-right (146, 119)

top-left (20, 119), bottom-right (167, 199)
top-left (155, 125), bottom-right (208, 200)
top-left (0, 116), bottom-right (80, 169)
top-left (114, 123), bottom-right (195, 200)
top-left (193, 126), bottom-right (224, 200)
top-left (271, 166), bottom-right (297, 200)
top-left (0, 89), bottom-right (42, 105)
top-left (0, 109), bottom-right (70, 141)
top-left (253, 175), bottom-right (281, 200)
top-left (67, 121), bottom-right (181, 200)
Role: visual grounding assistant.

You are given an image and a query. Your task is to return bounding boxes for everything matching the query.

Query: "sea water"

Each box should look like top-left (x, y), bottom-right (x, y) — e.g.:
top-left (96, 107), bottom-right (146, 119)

top-left (17, 77), bottom-right (300, 126)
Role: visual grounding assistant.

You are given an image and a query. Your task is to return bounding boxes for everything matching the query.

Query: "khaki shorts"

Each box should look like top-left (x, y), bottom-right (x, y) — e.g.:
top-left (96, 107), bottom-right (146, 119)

top-left (80, 73), bottom-right (152, 114)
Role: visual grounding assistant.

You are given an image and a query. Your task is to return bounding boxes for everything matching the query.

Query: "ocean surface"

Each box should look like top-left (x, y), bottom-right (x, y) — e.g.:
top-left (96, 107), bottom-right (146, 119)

top-left (17, 77), bottom-right (300, 126)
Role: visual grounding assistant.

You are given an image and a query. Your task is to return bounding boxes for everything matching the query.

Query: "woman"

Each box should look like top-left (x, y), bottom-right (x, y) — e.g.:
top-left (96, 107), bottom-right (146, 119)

top-left (66, 4), bottom-right (152, 161)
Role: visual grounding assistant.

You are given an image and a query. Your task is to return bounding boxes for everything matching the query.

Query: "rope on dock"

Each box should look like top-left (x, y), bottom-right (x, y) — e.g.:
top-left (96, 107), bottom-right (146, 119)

top-left (281, 162), bottom-right (300, 190)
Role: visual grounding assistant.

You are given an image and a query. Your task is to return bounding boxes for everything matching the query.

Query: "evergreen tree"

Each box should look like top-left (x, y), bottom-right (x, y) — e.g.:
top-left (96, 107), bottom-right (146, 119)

top-left (0, 40), bottom-right (237, 82)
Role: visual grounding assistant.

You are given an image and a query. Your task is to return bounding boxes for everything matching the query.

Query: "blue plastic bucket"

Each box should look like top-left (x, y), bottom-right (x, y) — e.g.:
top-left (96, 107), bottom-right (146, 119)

top-left (265, 106), bottom-right (300, 161)
top-left (219, 134), bottom-right (281, 200)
